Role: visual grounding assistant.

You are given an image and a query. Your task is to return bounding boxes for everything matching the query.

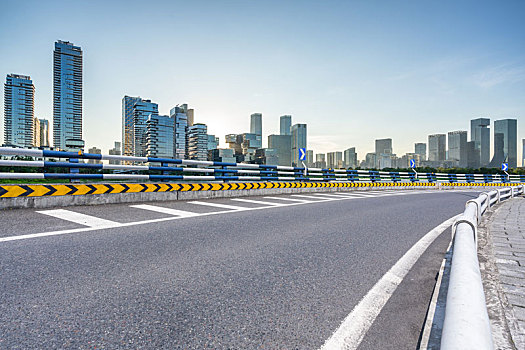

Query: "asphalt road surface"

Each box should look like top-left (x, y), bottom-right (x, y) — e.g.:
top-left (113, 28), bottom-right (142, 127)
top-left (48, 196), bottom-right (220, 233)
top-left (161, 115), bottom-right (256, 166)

top-left (0, 189), bottom-right (479, 349)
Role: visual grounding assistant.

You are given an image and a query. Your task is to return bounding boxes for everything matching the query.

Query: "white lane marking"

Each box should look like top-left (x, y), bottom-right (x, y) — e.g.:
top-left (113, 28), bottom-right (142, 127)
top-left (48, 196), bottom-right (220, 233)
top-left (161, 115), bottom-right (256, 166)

top-left (310, 193), bottom-right (366, 199)
top-left (263, 196), bottom-right (311, 202)
top-left (1, 191), bottom-right (472, 244)
top-left (320, 215), bottom-right (459, 350)
top-left (308, 193), bottom-right (356, 198)
top-left (230, 198), bottom-right (285, 206)
top-left (291, 194), bottom-right (334, 200)
top-left (188, 201), bottom-right (248, 210)
top-left (130, 204), bottom-right (198, 217)
top-left (36, 209), bottom-right (121, 228)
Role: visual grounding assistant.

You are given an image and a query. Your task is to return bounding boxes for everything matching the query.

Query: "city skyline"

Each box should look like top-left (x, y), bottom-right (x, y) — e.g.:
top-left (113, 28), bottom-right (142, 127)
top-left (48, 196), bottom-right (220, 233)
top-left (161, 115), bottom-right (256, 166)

top-left (1, 0), bottom-right (524, 163)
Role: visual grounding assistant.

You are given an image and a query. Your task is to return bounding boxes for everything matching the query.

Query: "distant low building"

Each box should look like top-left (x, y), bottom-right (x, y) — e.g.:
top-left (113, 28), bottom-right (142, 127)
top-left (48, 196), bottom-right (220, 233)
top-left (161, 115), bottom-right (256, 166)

top-left (109, 141), bottom-right (121, 165)
top-left (209, 148), bottom-right (236, 163)
top-left (87, 146), bottom-right (102, 164)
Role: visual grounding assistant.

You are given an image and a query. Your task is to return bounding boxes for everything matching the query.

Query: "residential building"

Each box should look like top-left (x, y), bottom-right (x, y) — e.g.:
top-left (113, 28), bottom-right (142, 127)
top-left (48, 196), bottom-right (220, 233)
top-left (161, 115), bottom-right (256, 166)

top-left (315, 153), bottom-right (326, 168)
top-left (108, 141), bottom-right (121, 165)
top-left (187, 123), bottom-right (208, 161)
top-left (53, 40), bottom-right (83, 151)
top-left (122, 96), bottom-right (158, 157)
top-left (38, 119), bottom-right (50, 147)
top-left (415, 143), bottom-right (426, 161)
top-left (146, 114), bottom-right (175, 159)
top-left (280, 115), bottom-right (291, 135)
top-left (4, 74), bottom-right (34, 147)
top-left (344, 147), bottom-right (358, 168)
top-left (448, 130), bottom-right (467, 167)
top-left (327, 151), bottom-right (343, 169)
top-left (494, 119), bottom-right (518, 168)
top-left (268, 134), bottom-right (292, 166)
top-left (470, 118), bottom-right (490, 167)
top-left (428, 134), bottom-right (446, 163)
top-left (87, 147), bottom-right (102, 164)
top-left (170, 105), bottom-right (188, 159)
top-left (291, 123), bottom-right (307, 166)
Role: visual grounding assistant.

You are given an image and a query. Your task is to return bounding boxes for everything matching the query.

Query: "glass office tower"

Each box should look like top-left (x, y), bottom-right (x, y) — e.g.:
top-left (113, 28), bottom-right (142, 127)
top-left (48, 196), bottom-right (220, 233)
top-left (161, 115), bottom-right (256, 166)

top-left (470, 118), bottom-right (490, 167)
top-left (280, 115), bottom-right (291, 136)
top-left (4, 74), bottom-right (34, 147)
top-left (494, 119), bottom-right (518, 168)
top-left (291, 123), bottom-right (307, 166)
top-left (53, 40), bottom-right (83, 151)
top-left (122, 96), bottom-right (159, 157)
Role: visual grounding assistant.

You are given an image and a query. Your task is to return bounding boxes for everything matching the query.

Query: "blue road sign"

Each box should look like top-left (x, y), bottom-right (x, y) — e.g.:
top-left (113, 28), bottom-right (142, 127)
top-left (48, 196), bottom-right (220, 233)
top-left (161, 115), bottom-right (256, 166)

top-left (409, 159), bottom-right (416, 168)
top-left (299, 148), bottom-right (307, 161)
top-left (502, 163), bottom-right (508, 171)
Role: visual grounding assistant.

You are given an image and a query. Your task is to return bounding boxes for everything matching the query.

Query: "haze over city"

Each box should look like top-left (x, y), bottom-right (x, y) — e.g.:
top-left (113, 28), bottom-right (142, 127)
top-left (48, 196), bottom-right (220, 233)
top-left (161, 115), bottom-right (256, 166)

top-left (1, 0), bottom-right (524, 162)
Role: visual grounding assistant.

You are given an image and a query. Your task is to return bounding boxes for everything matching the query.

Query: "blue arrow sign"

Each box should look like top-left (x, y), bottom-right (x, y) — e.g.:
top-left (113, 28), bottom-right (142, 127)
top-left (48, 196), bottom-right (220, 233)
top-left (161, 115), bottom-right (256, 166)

top-left (409, 159), bottom-right (416, 168)
top-left (502, 163), bottom-right (508, 171)
top-left (299, 148), bottom-right (307, 161)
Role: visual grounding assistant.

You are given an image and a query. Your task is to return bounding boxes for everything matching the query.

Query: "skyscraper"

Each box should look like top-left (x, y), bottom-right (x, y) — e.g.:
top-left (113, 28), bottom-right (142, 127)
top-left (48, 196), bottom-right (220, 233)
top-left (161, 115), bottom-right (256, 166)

top-left (187, 123), bottom-right (208, 161)
top-left (4, 74), bottom-right (34, 147)
top-left (447, 131), bottom-right (467, 167)
top-left (327, 151), bottom-right (343, 169)
top-left (428, 134), bottom-right (446, 163)
top-left (53, 40), bottom-right (83, 151)
top-left (291, 123), bottom-right (307, 166)
top-left (268, 134), bottom-right (291, 166)
top-left (375, 138), bottom-right (392, 168)
top-left (170, 105), bottom-right (188, 160)
top-left (33, 118), bottom-right (50, 147)
top-left (250, 113), bottom-right (262, 137)
top-left (146, 114), bottom-right (175, 158)
top-left (494, 119), bottom-right (518, 168)
top-left (415, 143), bottom-right (426, 161)
top-left (344, 147), bottom-right (358, 168)
top-left (470, 118), bottom-right (490, 166)
top-left (280, 115), bottom-right (291, 136)
top-left (122, 96), bottom-right (159, 157)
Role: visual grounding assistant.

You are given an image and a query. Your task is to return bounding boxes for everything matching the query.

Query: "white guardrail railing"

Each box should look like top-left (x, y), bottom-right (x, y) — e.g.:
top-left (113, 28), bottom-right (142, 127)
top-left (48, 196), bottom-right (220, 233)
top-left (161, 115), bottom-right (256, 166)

top-left (441, 185), bottom-right (524, 349)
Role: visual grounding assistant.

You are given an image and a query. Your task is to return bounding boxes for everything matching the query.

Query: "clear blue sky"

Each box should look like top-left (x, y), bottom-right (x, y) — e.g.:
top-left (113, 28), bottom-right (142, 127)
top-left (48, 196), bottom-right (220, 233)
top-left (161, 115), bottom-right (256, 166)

top-left (1, 0), bottom-right (524, 163)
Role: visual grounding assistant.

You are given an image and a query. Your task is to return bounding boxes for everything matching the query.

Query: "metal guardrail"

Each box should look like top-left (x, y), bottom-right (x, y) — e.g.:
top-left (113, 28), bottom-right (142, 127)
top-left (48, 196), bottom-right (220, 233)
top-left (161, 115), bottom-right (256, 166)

top-left (441, 185), bottom-right (524, 349)
top-left (0, 147), bottom-right (524, 183)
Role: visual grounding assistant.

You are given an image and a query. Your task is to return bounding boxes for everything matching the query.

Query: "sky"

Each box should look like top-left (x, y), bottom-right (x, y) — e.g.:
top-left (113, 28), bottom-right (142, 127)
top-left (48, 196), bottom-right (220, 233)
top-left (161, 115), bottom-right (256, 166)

top-left (1, 0), bottom-right (524, 164)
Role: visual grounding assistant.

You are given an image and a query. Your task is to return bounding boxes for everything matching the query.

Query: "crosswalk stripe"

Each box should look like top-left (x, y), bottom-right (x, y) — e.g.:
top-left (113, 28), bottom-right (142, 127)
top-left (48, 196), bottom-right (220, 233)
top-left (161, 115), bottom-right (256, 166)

top-left (130, 204), bottom-right (198, 217)
top-left (230, 198), bottom-right (285, 206)
top-left (291, 194), bottom-right (333, 200)
top-left (36, 209), bottom-right (121, 228)
top-left (188, 201), bottom-right (247, 210)
top-left (263, 196), bottom-right (311, 202)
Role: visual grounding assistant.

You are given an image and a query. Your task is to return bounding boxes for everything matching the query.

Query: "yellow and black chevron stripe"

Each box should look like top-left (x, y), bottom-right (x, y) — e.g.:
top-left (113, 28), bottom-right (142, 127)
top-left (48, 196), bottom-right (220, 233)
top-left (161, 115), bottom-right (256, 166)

top-left (440, 183), bottom-right (524, 187)
top-left (0, 181), bottom-right (498, 199)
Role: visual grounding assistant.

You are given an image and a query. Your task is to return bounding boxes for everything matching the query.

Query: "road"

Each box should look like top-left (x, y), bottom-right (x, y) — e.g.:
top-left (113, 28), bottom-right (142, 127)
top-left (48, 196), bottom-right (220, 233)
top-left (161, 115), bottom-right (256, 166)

top-left (0, 189), bottom-right (479, 349)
